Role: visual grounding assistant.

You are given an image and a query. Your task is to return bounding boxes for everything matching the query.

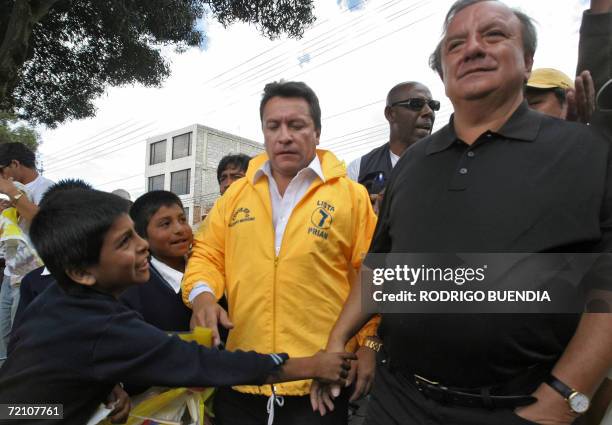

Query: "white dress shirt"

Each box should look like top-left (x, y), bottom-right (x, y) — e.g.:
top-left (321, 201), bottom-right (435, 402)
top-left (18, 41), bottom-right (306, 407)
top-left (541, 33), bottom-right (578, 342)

top-left (188, 156), bottom-right (325, 303)
top-left (150, 256), bottom-right (183, 294)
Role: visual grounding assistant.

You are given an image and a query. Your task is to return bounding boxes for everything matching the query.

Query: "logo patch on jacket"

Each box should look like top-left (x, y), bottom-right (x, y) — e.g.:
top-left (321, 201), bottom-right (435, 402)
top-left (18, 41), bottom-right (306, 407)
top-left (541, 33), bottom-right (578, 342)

top-left (308, 200), bottom-right (335, 239)
top-left (229, 207), bottom-right (255, 227)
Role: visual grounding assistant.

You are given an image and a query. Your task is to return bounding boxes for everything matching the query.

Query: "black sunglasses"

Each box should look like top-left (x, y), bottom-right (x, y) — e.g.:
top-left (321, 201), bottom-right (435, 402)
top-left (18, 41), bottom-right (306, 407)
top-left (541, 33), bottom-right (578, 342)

top-left (390, 98), bottom-right (441, 111)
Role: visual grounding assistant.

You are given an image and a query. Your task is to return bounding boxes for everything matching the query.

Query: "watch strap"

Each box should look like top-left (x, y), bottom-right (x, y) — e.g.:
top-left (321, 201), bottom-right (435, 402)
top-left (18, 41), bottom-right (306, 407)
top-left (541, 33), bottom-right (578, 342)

top-left (546, 374), bottom-right (574, 399)
top-left (10, 190), bottom-right (25, 206)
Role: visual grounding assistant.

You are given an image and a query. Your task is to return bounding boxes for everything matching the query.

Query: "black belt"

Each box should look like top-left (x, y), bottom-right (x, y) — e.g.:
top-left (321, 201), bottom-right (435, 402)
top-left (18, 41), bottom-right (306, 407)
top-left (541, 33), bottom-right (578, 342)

top-left (413, 374), bottom-right (537, 409)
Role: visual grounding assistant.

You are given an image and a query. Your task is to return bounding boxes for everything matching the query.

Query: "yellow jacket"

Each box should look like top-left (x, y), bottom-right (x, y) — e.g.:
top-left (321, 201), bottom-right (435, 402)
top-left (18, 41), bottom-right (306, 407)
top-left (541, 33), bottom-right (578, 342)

top-left (183, 150), bottom-right (377, 396)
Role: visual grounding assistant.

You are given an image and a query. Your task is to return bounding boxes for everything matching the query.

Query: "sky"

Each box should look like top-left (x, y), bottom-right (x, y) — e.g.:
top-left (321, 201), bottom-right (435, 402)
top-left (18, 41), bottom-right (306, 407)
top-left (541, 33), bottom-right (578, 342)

top-left (37, 0), bottom-right (587, 200)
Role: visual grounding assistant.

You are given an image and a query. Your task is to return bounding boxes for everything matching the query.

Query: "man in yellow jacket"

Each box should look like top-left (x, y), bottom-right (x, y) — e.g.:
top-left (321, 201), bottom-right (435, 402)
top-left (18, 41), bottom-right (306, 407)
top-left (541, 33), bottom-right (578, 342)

top-left (182, 81), bottom-right (378, 425)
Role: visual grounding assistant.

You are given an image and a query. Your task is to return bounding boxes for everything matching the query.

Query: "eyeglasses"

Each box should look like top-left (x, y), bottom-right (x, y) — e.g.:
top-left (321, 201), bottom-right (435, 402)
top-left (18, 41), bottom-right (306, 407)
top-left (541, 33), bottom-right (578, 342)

top-left (390, 98), bottom-right (441, 111)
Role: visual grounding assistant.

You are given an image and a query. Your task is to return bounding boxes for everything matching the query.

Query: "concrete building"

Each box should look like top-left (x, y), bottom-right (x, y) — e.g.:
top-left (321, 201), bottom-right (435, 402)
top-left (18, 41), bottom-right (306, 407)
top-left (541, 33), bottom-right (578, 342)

top-left (145, 124), bottom-right (264, 225)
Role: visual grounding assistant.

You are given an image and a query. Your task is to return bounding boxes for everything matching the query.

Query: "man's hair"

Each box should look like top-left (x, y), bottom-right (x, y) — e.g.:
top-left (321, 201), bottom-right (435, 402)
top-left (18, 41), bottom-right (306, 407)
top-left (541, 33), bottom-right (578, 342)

top-left (39, 178), bottom-right (93, 206)
top-left (260, 81), bottom-right (322, 131)
top-left (386, 82), bottom-right (420, 106)
top-left (130, 190), bottom-right (184, 238)
top-left (216, 153), bottom-right (251, 183)
top-left (30, 189), bottom-right (131, 289)
top-left (429, 0), bottom-right (537, 78)
top-left (0, 142), bottom-right (36, 169)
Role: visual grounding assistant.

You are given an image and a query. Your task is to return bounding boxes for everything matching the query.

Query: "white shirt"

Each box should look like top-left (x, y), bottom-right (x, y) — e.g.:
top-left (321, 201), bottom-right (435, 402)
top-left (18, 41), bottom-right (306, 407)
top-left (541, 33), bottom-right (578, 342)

top-left (24, 174), bottom-right (54, 205)
top-left (346, 149), bottom-right (400, 182)
top-left (188, 156), bottom-right (325, 303)
top-left (150, 256), bottom-right (183, 294)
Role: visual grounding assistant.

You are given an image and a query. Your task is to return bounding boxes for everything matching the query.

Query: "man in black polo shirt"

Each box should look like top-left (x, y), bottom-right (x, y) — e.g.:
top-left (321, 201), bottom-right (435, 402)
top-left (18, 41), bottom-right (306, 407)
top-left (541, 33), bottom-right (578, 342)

top-left (313, 1), bottom-right (612, 424)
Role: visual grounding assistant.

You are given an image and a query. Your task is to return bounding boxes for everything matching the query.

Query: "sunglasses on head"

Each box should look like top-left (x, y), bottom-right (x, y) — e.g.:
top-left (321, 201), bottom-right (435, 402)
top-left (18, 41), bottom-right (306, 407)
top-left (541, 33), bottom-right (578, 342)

top-left (390, 98), bottom-right (441, 111)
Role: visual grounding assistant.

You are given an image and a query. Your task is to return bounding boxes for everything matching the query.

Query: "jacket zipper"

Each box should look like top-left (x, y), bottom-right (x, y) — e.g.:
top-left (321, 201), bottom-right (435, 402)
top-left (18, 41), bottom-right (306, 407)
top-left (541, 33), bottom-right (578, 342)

top-left (273, 255), bottom-right (279, 352)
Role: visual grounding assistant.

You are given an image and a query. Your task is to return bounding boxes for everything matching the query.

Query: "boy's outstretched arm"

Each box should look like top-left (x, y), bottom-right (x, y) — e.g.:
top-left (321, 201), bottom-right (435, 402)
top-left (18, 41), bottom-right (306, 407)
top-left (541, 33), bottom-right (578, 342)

top-left (92, 310), bottom-right (356, 390)
top-left (266, 351), bottom-right (356, 386)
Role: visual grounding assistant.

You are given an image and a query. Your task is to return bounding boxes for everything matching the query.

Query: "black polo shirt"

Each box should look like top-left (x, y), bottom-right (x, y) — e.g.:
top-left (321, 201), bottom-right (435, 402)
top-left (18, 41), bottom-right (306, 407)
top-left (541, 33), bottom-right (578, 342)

top-left (374, 102), bottom-right (612, 387)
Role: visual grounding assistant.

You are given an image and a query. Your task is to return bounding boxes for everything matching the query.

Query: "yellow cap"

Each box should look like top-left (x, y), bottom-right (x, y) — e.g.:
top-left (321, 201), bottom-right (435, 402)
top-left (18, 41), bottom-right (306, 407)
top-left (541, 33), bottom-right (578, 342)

top-left (527, 68), bottom-right (574, 90)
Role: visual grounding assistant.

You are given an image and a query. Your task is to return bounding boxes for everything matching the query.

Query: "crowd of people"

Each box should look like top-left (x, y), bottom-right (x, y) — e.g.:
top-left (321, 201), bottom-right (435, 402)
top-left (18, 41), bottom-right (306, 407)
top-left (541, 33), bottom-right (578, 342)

top-left (0, 0), bottom-right (611, 424)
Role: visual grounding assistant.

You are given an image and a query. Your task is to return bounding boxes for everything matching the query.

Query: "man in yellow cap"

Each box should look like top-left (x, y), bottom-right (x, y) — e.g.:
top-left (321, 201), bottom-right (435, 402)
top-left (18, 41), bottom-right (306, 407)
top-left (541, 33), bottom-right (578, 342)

top-left (525, 68), bottom-right (575, 119)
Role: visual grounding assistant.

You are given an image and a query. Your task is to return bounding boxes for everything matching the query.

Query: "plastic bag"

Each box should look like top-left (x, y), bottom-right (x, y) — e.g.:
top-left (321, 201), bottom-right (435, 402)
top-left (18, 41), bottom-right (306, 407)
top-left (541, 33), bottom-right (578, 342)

top-left (98, 327), bottom-right (215, 425)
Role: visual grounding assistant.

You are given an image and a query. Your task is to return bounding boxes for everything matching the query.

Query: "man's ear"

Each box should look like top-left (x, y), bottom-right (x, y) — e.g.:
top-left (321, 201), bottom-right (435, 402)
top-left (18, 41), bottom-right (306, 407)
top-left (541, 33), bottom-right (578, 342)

top-left (524, 54), bottom-right (534, 82)
top-left (66, 268), bottom-right (97, 286)
top-left (384, 105), bottom-right (394, 123)
top-left (315, 129), bottom-right (321, 145)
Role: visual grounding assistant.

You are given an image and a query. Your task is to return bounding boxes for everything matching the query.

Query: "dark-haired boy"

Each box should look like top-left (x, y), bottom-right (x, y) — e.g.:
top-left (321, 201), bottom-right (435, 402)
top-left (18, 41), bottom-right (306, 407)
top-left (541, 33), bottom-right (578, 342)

top-left (12, 178), bottom-right (93, 328)
top-left (0, 189), bottom-right (355, 425)
top-left (121, 190), bottom-right (193, 331)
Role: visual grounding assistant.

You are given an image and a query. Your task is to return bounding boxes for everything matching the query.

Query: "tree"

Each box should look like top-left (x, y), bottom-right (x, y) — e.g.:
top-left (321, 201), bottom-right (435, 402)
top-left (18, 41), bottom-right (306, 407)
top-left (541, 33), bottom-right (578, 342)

top-left (0, 111), bottom-right (41, 152)
top-left (0, 0), bottom-right (315, 127)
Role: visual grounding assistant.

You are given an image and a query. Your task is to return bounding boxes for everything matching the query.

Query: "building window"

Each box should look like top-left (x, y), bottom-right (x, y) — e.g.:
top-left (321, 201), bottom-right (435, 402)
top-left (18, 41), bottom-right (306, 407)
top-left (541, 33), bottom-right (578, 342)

top-left (148, 174), bottom-right (165, 191)
top-left (183, 207), bottom-right (190, 224)
top-left (149, 140), bottom-right (166, 165)
top-left (171, 169), bottom-right (190, 195)
top-left (172, 132), bottom-right (192, 160)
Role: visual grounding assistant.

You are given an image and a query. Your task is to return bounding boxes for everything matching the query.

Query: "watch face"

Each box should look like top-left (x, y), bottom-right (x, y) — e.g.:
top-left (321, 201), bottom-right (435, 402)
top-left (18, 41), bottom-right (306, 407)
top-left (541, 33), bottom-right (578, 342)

top-left (569, 393), bottom-right (590, 413)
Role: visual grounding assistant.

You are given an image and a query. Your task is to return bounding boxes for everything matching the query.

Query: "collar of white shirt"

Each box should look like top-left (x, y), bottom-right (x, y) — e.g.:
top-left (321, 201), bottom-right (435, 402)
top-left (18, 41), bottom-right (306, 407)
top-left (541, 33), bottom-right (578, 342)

top-left (150, 256), bottom-right (183, 294)
top-left (253, 155), bottom-right (326, 185)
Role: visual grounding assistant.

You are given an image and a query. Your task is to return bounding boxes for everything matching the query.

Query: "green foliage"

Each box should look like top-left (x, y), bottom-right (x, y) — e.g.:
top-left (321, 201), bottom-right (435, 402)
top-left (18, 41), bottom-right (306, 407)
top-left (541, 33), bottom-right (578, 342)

top-left (0, 111), bottom-right (41, 152)
top-left (0, 0), bottom-right (316, 128)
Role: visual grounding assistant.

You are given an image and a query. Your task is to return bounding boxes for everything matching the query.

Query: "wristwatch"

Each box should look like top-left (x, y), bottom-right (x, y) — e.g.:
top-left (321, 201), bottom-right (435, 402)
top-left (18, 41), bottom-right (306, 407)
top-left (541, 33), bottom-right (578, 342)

top-left (545, 374), bottom-right (590, 414)
top-left (363, 336), bottom-right (383, 352)
top-left (10, 190), bottom-right (25, 205)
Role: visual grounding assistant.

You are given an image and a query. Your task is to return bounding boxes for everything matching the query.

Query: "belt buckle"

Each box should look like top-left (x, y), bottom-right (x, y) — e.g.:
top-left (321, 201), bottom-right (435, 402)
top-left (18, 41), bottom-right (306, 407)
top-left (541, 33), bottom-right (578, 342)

top-left (414, 374), bottom-right (440, 391)
top-left (414, 374), bottom-right (453, 404)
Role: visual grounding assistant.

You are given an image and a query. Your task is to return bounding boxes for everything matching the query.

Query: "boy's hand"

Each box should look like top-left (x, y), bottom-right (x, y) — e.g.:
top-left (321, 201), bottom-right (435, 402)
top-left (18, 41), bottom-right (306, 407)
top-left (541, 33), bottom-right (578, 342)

top-left (106, 384), bottom-right (131, 424)
top-left (311, 350), bottom-right (356, 384)
top-left (0, 176), bottom-right (18, 198)
top-left (190, 292), bottom-right (233, 346)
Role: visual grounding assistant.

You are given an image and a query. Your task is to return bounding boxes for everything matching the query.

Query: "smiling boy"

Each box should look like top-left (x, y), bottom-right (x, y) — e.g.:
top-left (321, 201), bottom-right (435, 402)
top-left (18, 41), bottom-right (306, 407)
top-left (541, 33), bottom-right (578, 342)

top-left (121, 191), bottom-right (194, 331)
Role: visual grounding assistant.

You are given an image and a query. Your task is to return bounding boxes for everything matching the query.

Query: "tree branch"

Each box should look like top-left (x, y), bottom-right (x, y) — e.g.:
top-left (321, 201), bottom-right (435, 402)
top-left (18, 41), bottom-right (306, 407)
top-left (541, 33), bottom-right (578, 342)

top-left (0, 0), bottom-right (61, 105)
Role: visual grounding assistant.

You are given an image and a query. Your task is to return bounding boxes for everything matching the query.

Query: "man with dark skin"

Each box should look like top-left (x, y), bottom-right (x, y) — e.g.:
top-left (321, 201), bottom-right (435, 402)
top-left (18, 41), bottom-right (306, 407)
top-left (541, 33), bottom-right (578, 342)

top-left (346, 82), bottom-right (437, 195)
top-left (312, 1), bottom-right (612, 425)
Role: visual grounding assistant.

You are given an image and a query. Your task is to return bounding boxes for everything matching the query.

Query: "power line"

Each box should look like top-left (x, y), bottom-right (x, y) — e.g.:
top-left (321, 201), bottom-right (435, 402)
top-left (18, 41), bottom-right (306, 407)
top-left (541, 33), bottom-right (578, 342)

top-left (43, 119), bottom-right (136, 161)
top-left (217, 0), bottom-right (414, 95)
top-left (94, 172), bottom-right (144, 188)
top-left (45, 128), bottom-right (154, 173)
top-left (203, 0), bottom-right (376, 90)
top-left (44, 124), bottom-right (156, 172)
top-left (195, 1), bottom-right (438, 122)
